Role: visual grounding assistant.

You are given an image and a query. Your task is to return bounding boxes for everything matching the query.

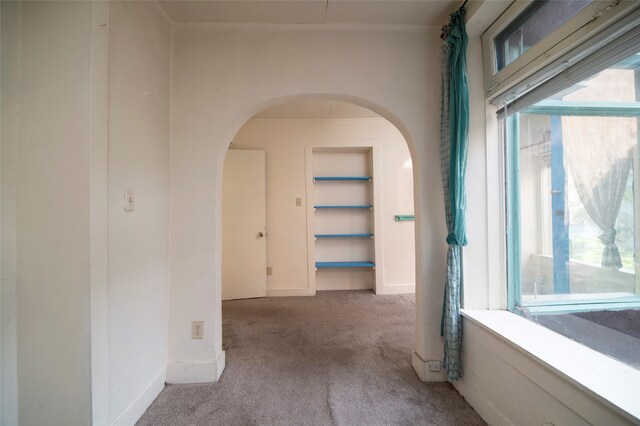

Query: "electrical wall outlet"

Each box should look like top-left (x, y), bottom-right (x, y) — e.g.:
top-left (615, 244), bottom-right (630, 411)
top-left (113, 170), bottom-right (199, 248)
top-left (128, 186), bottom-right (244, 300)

top-left (192, 321), bottom-right (204, 339)
top-left (295, 197), bottom-right (302, 207)
top-left (267, 266), bottom-right (273, 276)
top-left (428, 360), bottom-right (442, 372)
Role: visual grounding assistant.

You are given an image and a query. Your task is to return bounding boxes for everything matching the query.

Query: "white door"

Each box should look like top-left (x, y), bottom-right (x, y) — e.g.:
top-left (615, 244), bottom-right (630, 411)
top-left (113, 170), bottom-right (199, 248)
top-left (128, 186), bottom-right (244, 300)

top-left (222, 149), bottom-right (267, 300)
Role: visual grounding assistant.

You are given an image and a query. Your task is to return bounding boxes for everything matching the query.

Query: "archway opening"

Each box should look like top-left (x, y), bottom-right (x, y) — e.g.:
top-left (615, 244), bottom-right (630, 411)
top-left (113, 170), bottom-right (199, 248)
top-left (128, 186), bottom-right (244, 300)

top-left (222, 99), bottom-right (416, 298)
top-left (216, 98), bottom-right (425, 421)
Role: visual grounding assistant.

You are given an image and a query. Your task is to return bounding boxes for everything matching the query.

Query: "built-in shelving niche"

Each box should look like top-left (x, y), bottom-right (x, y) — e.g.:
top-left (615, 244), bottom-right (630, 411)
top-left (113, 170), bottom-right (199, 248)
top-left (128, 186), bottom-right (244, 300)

top-left (306, 147), bottom-right (381, 292)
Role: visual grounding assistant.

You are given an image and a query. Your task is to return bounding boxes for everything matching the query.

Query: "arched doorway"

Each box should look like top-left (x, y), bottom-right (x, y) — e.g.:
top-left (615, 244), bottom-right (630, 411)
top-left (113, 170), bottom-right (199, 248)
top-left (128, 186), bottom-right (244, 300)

top-left (166, 92), bottom-right (447, 386)
top-left (213, 97), bottom-right (437, 422)
top-left (221, 98), bottom-right (417, 299)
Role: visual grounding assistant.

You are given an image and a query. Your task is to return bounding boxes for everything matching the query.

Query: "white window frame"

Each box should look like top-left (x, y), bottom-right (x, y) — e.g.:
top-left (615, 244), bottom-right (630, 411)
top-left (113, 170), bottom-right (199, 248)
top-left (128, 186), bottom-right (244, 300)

top-left (482, 0), bottom-right (639, 102)
top-left (473, 3), bottom-right (640, 421)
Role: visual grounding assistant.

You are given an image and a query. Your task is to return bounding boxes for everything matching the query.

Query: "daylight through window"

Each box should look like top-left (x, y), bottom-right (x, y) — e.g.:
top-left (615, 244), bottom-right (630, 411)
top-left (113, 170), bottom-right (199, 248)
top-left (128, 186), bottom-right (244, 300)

top-left (505, 51), bottom-right (640, 369)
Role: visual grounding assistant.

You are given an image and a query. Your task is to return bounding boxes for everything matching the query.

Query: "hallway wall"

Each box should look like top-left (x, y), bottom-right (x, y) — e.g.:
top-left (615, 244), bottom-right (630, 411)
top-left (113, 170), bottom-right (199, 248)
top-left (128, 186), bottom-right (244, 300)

top-left (1, 2), bottom-right (172, 424)
top-left (169, 26), bottom-right (448, 383)
top-left (0, 2), bottom-right (94, 424)
top-left (105, 2), bottom-right (172, 425)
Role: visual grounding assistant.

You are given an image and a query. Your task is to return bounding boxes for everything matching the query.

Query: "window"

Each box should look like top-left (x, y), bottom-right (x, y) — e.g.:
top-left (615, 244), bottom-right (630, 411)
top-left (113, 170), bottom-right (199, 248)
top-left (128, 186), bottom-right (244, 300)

top-left (495, 0), bottom-right (592, 71)
top-left (482, 0), bottom-right (636, 100)
top-left (505, 51), bottom-right (640, 369)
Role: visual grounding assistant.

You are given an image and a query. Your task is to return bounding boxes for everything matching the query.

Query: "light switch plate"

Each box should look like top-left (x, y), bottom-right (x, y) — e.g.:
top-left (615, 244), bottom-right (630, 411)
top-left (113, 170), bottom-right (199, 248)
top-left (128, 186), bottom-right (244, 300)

top-left (124, 188), bottom-right (135, 212)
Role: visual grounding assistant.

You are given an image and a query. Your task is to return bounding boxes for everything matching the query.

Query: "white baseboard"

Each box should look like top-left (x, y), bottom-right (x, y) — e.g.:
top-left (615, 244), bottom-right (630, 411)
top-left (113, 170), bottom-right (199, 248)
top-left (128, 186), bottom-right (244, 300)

top-left (266, 288), bottom-right (313, 297)
top-left (166, 351), bottom-right (226, 384)
top-left (375, 283), bottom-right (415, 295)
top-left (112, 366), bottom-right (166, 426)
top-left (453, 379), bottom-right (514, 426)
top-left (411, 351), bottom-right (447, 382)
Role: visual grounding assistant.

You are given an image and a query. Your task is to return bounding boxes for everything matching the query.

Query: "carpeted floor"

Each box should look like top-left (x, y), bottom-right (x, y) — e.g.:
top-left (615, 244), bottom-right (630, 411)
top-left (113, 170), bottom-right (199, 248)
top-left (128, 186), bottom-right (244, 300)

top-left (137, 290), bottom-right (484, 426)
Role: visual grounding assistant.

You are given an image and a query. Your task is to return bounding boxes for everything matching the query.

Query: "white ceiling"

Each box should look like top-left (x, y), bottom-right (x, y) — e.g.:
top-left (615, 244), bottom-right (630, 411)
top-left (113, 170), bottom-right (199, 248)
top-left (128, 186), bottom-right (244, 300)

top-left (158, 0), bottom-right (462, 27)
top-left (252, 100), bottom-right (381, 119)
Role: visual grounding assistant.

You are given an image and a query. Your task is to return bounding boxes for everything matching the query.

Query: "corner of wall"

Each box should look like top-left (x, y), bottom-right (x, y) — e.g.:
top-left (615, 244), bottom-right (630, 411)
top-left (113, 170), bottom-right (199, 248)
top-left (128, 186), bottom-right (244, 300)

top-left (375, 283), bottom-right (415, 295)
top-left (411, 351), bottom-right (447, 382)
top-left (111, 367), bottom-right (167, 426)
top-left (452, 377), bottom-right (514, 426)
top-left (166, 351), bottom-right (226, 384)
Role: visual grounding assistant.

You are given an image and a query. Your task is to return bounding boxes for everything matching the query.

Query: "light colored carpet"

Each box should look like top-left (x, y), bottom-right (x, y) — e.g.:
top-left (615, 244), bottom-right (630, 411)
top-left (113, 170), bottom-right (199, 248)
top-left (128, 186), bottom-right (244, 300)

top-left (137, 290), bottom-right (485, 426)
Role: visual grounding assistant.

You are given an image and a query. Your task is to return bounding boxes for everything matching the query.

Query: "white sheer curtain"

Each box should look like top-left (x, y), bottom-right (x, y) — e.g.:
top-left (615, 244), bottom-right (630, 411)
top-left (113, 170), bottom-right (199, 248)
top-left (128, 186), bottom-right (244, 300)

top-left (563, 115), bottom-right (634, 270)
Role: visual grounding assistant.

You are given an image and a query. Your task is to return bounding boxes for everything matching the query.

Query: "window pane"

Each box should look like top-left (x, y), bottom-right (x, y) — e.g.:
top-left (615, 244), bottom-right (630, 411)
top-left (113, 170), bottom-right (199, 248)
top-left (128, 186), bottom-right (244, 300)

top-left (509, 51), bottom-right (640, 369)
top-left (495, 0), bottom-right (592, 71)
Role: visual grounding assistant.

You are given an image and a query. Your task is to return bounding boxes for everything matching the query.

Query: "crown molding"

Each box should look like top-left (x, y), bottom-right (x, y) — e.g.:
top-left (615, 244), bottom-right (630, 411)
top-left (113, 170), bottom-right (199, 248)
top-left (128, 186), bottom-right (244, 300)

top-left (170, 21), bottom-right (438, 33)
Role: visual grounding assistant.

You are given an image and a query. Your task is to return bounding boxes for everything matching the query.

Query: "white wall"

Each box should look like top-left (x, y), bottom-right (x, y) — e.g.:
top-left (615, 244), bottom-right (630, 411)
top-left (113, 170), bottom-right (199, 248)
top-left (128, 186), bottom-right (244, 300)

top-left (462, 36), bottom-right (490, 310)
top-left (1, 2), bottom-right (94, 424)
top-left (169, 26), bottom-right (448, 383)
top-left (1, 2), bottom-right (20, 424)
top-left (1, 2), bottom-right (171, 425)
top-left (104, 2), bottom-right (171, 425)
top-left (455, 318), bottom-right (635, 426)
top-left (231, 117), bottom-right (415, 295)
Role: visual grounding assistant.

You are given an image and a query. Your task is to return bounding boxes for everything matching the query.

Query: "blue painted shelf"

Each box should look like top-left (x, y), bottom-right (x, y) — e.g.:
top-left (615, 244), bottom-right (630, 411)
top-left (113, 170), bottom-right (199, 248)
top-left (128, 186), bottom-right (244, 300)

top-left (315, 233), bottom-right (373, 238)
top-left (314, 205), bottom-right (373, 209)
top-left (316, 261), bottom-right (375, 269)
top-left (313, 176), bottom-right (371, 181)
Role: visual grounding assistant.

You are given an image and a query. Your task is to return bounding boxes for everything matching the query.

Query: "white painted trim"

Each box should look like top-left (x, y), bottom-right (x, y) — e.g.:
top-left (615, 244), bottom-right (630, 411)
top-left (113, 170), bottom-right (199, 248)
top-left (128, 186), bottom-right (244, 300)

top-left (267, 288), bottom-right (315, 297)
top-left (634, 136), bottom-right (640, 295)
top-left (305, 147), bottom-right (316, 296)
top-left (371, 144), bottom-right (383, 295)
top-left (461, 309), bottom-right (640, 423)
top-left (171, 22), bottom-right (435, 33)
top-left (483, 0), bottom-right (639, 100)
top-left (111, 367), bottom-right (166, 426)
top-left (464, 0), bottom-right (511, 39)
top-left (0, 2), bottom-right (4, 421)
top-left (485, 101), bottom-right (507, 310)
top-left (452, 377), bottom-right (515, 426)
top-left (166, 351), bottom-right (226, 384)
top-left (375, 283), bottom-right (414, 295)
top-left (481, 0), bottom-right (534, 91)
top-left (411, 351), bottom-right (447, 382)
top-left (250, 117), bottom-right (383, 121)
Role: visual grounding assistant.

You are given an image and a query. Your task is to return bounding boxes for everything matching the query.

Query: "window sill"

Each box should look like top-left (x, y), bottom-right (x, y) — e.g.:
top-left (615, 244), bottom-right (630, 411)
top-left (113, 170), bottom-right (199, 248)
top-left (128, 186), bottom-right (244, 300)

top-left (461, 309), bottom-right (640, 423)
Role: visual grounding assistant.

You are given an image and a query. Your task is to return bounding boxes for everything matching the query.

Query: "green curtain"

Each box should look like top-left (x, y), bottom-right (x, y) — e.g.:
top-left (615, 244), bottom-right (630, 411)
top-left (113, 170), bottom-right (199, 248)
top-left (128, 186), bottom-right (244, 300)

top-left (439, 6), bottom-right (469, 382)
